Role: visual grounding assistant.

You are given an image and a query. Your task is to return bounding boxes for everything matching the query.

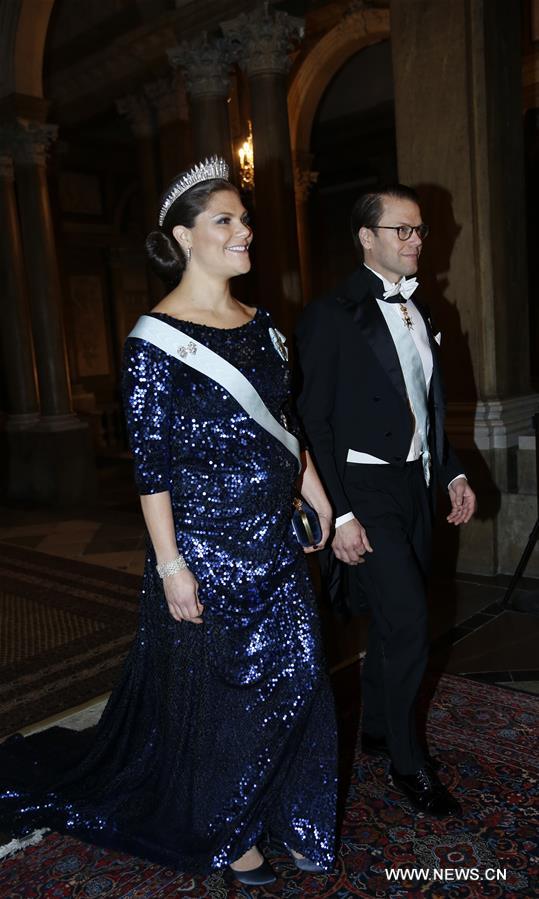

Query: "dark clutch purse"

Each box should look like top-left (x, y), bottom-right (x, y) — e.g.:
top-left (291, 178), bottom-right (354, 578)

top-left (292, 497), bottom-right (322, 548)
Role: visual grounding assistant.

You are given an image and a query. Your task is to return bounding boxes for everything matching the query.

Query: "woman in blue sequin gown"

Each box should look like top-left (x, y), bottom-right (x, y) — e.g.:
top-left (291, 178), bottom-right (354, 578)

top-left (0, 161), bottom-right (337, 881)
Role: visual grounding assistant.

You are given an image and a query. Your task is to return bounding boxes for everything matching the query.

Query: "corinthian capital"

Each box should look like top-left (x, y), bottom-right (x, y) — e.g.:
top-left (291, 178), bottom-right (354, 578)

top-left (222, 3), bottom-right (304, 77)
top-left (144, 74), bottom-right (189, 125)
top-left (0, 125), bottom-right (17, 165)
top-left (167, 33), bottom-right (233, 99)
top-left (0, 155), bottom-right (14, 181)
top-left (116, 93), bottom-right (154, 138)
top-left (3, 122), bottom-right (58, 167)
top-left (293, 152), bottom-right (318, 203)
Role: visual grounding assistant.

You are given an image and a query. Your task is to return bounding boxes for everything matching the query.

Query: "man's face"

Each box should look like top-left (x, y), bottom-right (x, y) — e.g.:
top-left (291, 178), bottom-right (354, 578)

top-left (360, 196), bottom-right (424, 283)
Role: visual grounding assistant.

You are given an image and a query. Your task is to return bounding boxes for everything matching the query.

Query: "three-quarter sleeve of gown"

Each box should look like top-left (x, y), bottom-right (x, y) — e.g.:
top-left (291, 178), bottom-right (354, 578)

top-left (122, 337), bottom-right (173, 495)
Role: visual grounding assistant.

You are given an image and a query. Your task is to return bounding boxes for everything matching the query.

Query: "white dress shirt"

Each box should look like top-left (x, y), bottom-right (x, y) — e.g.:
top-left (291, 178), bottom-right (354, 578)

top-left (336, 266), bottom-right (464, 528)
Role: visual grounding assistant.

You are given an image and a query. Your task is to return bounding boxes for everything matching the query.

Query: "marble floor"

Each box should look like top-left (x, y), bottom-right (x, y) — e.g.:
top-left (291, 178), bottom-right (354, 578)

top-left (2, 458), bottom-right (538, 739)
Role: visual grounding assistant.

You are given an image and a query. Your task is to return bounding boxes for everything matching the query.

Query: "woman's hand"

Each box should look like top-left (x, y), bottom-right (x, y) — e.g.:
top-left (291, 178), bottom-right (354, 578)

top-left (303, 512), bottom-right (332, 554)
top-left (297, 450), bottom-right (334, 553)
top-left (163, 568), bottom-right (204, 624)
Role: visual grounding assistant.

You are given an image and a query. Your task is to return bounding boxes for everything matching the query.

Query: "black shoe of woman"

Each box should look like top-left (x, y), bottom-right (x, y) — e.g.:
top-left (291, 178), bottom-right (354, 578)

top-left (285, 843), bottom-right (326, 872)
top-left (227, 856), bottom-right (277, 885)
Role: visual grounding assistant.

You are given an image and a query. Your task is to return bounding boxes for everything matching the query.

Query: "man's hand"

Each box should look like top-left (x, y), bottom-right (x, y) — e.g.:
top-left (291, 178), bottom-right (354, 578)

top-left (332, 517), bottom-right (373, 565)
top-left (447, 477), bottom-right (477, 526)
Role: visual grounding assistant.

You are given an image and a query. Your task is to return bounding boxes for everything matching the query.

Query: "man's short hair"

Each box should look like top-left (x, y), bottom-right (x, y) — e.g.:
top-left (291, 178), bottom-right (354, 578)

top-left (350, 184), bottom-right (420, 257)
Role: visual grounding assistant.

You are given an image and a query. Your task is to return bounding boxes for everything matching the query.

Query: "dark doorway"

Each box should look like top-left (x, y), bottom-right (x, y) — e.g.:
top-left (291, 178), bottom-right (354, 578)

top-left (308, 40), bottom-right (398, 296)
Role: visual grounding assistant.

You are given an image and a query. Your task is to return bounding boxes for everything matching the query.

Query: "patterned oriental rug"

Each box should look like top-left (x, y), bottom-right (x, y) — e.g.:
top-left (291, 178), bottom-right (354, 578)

top-left (0, 544), bottom-right (140, 738)
top-left (0, 675), bottom-right (537, 898)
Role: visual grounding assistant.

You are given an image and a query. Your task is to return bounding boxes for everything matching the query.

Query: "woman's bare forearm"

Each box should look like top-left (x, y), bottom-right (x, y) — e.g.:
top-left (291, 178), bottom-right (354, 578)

top-left (140, 492), bottom-right (202, 622)
top-left (298, 450), bottom-right (332, 520)
top-left (140, 491), bottom-right (180, 563)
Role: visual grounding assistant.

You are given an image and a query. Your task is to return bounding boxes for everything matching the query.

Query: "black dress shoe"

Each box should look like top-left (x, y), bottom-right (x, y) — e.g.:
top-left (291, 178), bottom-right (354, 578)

top-left (362, 733), bottom-right (441, 771)
top-left (227, 857), bottom-right (277, 886)
top-left (389, 765), bottom-right (462, 817)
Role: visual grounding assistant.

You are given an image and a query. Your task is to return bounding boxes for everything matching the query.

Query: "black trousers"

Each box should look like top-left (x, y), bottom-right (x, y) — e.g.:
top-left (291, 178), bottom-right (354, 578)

top-left (343, 459), bottom-right (432, 775)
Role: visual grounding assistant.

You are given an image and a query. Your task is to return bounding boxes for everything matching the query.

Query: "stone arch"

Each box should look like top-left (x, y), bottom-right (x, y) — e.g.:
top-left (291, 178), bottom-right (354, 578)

top-left (11, 0), bottom-right (56, 99)
top-left (288, 6), bottom-right (390, 161)
top-left (287, 7), bottom-right (389, 300)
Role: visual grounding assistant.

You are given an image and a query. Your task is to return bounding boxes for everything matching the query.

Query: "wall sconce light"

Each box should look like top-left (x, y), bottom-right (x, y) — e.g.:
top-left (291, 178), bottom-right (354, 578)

top-left (238, 121), bottom-right (254, 191)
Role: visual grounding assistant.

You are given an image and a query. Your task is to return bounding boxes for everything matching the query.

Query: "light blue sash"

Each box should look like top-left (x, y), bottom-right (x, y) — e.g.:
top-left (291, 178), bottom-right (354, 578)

top-left (128, 315), bottom-right (301, 471)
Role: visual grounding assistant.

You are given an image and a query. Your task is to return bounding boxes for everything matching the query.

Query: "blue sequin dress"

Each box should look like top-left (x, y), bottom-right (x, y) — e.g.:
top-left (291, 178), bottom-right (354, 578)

top-left (0, 308), bottom-right (337, 874)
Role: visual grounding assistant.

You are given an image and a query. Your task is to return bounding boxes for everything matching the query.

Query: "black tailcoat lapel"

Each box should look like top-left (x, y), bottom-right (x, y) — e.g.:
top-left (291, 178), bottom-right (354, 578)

top-left (335, 266), bottom-right (447, 468)
top-left (337, 266), bottom-right (409, 407)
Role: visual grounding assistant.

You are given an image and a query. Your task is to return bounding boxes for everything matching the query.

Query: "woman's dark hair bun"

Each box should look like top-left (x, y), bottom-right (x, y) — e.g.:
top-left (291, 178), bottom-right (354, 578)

top-left (145, 170), bottom-right (238, 288)
top-left (145, 230), bottom-right (185, 289)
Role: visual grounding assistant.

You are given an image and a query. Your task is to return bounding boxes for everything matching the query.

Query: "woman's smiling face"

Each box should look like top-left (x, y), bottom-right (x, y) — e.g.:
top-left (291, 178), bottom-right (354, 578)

top-left (175, 189), bottom-right (253, 278)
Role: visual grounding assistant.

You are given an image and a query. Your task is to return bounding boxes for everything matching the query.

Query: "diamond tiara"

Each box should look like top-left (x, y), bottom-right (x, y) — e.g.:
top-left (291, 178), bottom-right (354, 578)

top-left (158, 155), bottom-right (230, 226)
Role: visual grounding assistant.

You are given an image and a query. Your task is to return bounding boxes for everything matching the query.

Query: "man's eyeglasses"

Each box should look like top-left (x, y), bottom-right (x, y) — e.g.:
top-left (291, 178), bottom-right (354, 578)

top-left (372, 224), bottom-right (430, 241)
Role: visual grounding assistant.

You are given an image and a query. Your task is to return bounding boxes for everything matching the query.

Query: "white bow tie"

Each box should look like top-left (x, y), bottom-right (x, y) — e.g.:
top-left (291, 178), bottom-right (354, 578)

top-left (382, 277), bottom-right (419, 301)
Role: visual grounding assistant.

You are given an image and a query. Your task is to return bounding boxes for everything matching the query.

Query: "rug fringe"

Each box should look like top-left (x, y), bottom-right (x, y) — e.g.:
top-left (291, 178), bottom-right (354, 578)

top-left (0, 828), bottom-right (49, 860)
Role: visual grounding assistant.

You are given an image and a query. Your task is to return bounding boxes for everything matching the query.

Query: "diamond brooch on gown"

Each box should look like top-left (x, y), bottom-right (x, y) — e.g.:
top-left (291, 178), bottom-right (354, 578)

top-left (177, 341), bottom-right (198, 358)
top-left (269, 327), bottom-right (288, 361)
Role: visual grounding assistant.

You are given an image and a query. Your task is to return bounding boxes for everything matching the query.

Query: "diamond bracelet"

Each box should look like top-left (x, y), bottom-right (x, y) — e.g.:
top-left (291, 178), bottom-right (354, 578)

top-left (156, 555), bottom-right (188, 579)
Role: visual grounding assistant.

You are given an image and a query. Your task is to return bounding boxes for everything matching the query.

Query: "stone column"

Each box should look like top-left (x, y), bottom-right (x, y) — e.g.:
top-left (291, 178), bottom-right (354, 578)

top-left (116, 93), bottom-right (159, 230)
top-left (9, 122), bottom-right (95, 503)
top-left (222, 5), bottom-right (304, 335)
top-left (293, 151), bottom-right (318, 305)
top-left (0, 149), bottom-right (39, 429)
top-left (13, 124), bottom-right (74, 423)
top-left (391, 0), bottom-right (538, 575)
top-left (144, 75), bottom-right (191, 188)
top-left (168, 34), bottom-right (233, 165)
top-left (117, 93), bottom-right (164, 304)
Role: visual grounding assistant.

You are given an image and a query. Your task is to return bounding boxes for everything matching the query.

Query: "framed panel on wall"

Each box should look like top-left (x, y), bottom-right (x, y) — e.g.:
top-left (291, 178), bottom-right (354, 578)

top-left (59, 172), bottom-right (103, 217)
top-left (69, 274), bottom-right (111, 378)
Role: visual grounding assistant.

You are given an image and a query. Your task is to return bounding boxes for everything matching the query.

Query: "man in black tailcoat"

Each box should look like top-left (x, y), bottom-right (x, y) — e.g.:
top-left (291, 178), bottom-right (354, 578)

top-left (295, 185), bottom-right (477, 816)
